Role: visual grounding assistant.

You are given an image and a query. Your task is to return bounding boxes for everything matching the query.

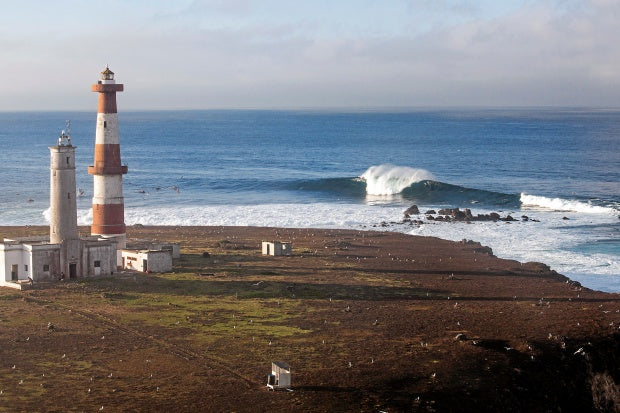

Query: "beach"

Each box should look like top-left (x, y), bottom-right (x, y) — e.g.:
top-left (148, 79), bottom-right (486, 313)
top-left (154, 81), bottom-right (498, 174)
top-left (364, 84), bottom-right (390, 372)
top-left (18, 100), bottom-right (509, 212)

top-left (0, 225), bottom-right (618, 412)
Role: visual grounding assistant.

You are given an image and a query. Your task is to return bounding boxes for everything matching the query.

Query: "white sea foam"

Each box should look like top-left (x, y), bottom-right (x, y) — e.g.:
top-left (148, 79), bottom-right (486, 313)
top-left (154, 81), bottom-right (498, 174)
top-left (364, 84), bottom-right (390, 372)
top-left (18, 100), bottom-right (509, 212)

top-left (42, 207), bottom-right (50, 223)
top-left (41, 207), bottom-right (93, 225)
top-left (520, 193), bottom-right (618, 214)
top-left (122, 203), bottom-right (405, 229)
top-left (408, 208), bottom-right (620, 292)
top-left (360, 164), bottom-right (434, 195)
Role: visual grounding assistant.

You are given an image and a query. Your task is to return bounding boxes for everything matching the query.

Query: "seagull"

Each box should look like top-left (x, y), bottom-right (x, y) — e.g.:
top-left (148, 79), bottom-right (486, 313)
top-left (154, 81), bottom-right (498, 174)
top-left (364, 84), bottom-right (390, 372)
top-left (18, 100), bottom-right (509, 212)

top-left (11, 365), bottom-right (15, 370)
top-left (61, 354), bottom-right (66, 359)
top-left (430, 373), bottom-right (436, 379)
top-left (252, 281), bottom-right (263, 286)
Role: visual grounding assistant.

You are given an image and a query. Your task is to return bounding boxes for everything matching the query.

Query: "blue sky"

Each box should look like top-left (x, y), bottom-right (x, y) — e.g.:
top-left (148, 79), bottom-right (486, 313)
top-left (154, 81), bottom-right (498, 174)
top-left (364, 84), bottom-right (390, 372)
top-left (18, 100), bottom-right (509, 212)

top-left (1, 0), bottom-right (618, 110)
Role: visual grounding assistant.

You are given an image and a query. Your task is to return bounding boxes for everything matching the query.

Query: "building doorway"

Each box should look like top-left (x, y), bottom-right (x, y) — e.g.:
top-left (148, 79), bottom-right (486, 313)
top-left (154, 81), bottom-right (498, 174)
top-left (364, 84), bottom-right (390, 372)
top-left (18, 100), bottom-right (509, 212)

top-left (69, 263), bottom-right (77, 279)
top-left (11, 264), bottom-right (18, 281)
top-left (142, 259), bottom-right (147, 272)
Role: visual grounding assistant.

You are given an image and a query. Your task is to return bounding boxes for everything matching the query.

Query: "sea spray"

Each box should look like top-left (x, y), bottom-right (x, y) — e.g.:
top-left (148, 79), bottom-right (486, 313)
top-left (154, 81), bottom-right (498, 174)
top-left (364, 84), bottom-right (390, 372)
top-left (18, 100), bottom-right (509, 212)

top-left (360, 165), bottom-right (435, 195)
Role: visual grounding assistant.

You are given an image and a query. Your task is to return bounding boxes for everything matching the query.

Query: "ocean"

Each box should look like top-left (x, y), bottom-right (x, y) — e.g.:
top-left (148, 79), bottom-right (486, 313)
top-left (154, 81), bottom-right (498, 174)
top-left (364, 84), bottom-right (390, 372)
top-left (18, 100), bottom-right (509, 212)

top-left (0, 109), bottom-right (618, 292)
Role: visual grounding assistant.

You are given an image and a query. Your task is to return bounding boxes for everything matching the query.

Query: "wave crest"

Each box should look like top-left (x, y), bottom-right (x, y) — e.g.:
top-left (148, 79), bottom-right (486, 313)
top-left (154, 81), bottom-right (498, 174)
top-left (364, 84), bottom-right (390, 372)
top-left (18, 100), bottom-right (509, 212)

top-left (360, 164), bottom-right (435, 196)
top-left (520, 193), bottom-right (618, 214)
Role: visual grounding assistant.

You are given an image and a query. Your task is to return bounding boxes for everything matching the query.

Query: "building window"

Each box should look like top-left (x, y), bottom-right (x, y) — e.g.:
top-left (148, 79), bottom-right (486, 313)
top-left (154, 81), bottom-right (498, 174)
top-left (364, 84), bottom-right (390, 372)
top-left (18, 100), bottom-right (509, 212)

top-left (43, 264), bottom-right (49, 272)
top-left (66, 157), bottom-right (70, 165)
top-left (94, 260), bottom-right (101, 268)
top-left (25, 264), bottom-right (29, 272)
top-left (104, 121), bottom-right (107, 128)
top-left (68, 193), bottom-right (71, 199)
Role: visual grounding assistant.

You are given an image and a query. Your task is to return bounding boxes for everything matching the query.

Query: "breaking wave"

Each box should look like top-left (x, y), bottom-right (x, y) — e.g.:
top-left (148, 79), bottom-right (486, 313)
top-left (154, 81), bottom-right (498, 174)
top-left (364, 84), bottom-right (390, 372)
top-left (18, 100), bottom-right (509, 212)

top-left (360, 164), bottom-right (435, 195)
top-left (520, 194), bottom-right (618, 214)
top-left (292, 164), bottom-right (519, 207)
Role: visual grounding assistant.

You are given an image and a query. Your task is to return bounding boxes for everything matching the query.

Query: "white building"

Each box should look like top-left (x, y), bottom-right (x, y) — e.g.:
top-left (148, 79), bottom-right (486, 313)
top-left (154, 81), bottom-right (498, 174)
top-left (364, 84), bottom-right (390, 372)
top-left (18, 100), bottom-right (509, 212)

top-left (266, 361), bottom-right (291, 390)
top-left (262, 241), bottom-right (292, 256)
top-left (121, 249), bottom-right (173, 273)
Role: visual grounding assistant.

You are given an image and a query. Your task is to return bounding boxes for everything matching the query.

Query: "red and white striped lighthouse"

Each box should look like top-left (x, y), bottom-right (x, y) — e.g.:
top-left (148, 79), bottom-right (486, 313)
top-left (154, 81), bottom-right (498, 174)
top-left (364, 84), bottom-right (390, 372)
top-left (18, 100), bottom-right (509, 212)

top-left (88, 67), bottom-right (128, 249)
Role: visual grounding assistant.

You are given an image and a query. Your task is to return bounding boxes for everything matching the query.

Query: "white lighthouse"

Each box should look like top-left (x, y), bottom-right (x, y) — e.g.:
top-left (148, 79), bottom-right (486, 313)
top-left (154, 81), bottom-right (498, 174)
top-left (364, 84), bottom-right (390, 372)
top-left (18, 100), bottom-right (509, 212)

top-left (49, 125), bottom-right (81, 278)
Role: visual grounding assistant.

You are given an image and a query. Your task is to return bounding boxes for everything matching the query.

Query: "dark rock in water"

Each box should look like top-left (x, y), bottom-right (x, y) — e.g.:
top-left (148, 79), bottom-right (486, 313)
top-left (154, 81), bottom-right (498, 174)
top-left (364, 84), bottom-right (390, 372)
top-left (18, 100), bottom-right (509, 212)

top-left (202, 251), bottom-right (210, 258)
top-left (426, 215), bottom-right (435, 221)
top-left (489, 212), bottom-right (500, 221)
top-left (503, 215), bottom-right (515, 222)
top-left (521, 215), bottom-right (529, 221)
top-left (563, 216), bottom-right (570, 220)
top-left (425, 210), bottom-right (436, 215)
top-left (404, 205), bottom-right (420, 216)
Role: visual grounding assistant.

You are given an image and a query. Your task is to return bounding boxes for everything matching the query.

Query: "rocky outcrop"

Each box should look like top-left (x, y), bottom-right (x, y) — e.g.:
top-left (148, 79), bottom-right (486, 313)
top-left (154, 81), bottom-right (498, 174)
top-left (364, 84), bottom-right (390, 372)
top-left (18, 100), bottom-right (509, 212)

top-left (405, 207), bottom-right (531, 223)
top-left (403, 204), bottom-right (420, 217)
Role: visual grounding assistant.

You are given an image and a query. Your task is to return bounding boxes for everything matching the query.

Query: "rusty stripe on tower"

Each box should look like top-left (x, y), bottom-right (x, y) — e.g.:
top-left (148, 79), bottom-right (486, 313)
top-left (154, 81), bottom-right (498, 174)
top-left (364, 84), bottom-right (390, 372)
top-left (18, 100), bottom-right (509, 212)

top-left (88, 67), bottom-right (128, 248)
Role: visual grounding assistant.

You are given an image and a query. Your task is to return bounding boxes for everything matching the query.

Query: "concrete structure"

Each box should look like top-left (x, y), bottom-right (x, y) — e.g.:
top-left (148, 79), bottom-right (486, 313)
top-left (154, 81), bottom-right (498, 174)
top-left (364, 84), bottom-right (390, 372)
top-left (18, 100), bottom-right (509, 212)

top-left (262, 241), bottom-right (292, 256)
top-left (121, 249), bottom-right (173, 273)
top-left (1, 127), bottom-right (117, 289)
top-left (266, 361), bottom-right (291, 390)
top-left (88, 67), bottom-right (128, 251)
top-left (49, 128), bottom-right (81, 277)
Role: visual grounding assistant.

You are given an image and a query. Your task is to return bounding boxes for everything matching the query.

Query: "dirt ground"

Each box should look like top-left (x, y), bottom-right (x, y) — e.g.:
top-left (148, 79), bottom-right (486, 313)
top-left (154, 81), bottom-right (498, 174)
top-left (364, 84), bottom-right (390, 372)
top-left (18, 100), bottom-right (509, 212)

top-left (0, 225), bottom-right (618, 412)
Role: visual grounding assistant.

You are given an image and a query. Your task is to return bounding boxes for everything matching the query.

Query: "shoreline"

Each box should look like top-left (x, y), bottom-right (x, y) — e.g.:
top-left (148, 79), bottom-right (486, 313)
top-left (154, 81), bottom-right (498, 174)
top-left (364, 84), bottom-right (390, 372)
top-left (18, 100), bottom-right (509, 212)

top-left (0, 224), bottom-right (602, 292)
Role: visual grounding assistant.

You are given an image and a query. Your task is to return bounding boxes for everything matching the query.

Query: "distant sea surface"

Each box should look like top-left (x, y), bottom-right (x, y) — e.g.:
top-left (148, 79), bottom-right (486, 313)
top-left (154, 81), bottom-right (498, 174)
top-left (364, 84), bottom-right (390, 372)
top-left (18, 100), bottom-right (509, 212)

top-left (0, 109), bottom-right (618, 291)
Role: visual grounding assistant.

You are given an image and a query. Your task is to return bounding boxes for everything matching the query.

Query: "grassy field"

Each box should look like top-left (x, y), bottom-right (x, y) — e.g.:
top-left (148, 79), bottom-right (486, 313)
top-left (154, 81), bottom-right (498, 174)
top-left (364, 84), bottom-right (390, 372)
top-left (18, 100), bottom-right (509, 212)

top-left (0, 226), bottom-right (618, 412)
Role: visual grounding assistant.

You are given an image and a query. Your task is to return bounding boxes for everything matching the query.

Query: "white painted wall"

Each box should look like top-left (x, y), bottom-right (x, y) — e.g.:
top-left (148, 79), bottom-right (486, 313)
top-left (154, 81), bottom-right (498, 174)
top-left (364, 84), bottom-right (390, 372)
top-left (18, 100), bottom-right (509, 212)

top-left (121, 250), bottom-right (172, 273)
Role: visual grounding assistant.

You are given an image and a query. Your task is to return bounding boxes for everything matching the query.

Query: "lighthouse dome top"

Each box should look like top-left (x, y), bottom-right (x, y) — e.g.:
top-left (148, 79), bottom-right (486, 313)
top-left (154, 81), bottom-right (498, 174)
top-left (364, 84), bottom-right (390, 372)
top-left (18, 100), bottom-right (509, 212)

top-left (101, 67), bottom-right (114, 80)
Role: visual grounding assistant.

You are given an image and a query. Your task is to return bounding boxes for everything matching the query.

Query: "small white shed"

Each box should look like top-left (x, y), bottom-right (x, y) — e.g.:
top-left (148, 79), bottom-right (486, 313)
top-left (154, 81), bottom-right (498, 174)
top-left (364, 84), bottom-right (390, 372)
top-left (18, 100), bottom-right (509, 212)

top-left (121, 249), bottom-right (172, 273)
top-left (262, 241), bottom-right (292, 256)
top-left (266, 361), bottom-right (291, 390)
